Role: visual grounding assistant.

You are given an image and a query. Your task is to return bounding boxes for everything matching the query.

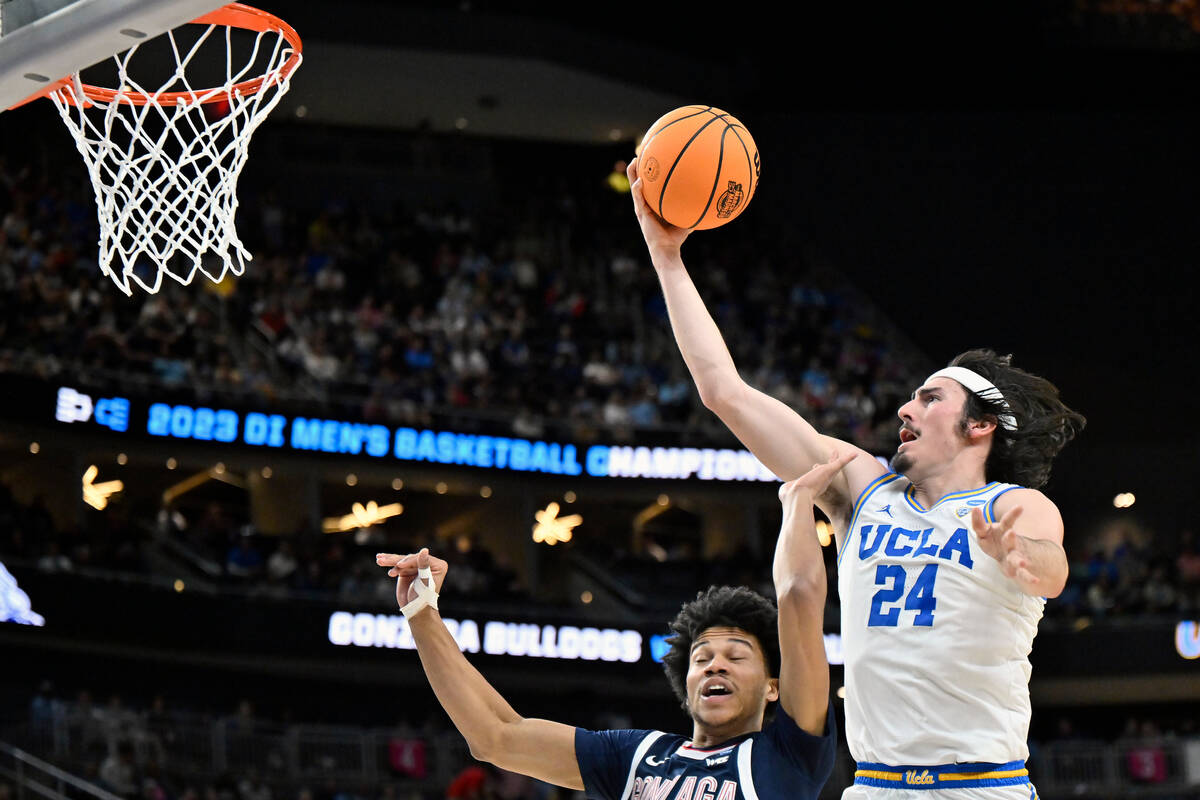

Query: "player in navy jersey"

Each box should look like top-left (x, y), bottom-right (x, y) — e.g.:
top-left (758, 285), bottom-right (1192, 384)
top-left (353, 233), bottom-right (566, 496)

top-left (627, 158), bottom-right (1085, 797)
top-left (374, 453), bottom-right (856, 800)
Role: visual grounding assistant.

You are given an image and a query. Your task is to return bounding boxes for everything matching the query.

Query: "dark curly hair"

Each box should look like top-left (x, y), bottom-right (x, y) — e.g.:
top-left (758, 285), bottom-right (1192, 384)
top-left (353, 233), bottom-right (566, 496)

top-left (948, 349), bottom-right (1086, 489)
top-left (661, 585), bottom-right (780, 712)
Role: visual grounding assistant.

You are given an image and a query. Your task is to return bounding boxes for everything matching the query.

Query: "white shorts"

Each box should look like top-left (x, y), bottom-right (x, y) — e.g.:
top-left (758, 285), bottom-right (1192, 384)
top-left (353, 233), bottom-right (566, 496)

top-left (841, 783), bottom-right (1039, 800)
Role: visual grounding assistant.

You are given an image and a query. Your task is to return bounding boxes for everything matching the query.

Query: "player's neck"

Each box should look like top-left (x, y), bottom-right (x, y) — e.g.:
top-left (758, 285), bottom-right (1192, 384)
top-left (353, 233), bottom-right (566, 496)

top-left (908, 461), bottom-right (988, 509)
top-left (690, 717), bottom-right (760, 749)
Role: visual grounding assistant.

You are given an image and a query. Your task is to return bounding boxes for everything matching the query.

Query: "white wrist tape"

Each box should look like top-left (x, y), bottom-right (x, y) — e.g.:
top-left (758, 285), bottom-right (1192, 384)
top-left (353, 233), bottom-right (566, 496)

top-left (400, 565), bottom-right (439, 618)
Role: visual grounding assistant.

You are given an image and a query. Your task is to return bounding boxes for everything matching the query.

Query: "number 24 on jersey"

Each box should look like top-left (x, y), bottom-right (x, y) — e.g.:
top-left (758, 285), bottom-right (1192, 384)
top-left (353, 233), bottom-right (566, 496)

top-left (868, 564), bottom-right (939, 627)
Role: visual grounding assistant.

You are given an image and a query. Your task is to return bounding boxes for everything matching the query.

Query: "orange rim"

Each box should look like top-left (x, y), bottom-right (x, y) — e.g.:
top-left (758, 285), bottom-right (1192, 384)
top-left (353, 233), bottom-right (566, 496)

top-left (54, 2), bottom-right (302, 108)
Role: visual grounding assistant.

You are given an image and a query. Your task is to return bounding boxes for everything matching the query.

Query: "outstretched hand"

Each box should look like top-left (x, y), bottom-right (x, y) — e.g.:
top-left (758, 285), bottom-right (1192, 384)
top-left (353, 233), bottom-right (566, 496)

top-left (376, 548), bottom-right (449, 609)
top-left (971, 507), bottom-right (1039, 590)
top-left (778, 451), bottom-right (858, 508)
top-left (627, 158), bottom-right (692, 257)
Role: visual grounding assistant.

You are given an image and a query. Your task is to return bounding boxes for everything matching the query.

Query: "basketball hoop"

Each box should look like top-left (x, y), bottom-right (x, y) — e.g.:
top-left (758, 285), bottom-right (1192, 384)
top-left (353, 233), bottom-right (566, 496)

top-left (45, 3), bottom-right (302, 295)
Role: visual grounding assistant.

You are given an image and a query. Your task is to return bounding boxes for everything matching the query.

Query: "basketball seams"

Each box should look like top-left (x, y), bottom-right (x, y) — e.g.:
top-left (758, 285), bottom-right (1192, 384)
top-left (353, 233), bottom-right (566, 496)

top-left (639, 106), bottom-right (713, 159)
top-left (658, 113), bottom-right (729, 220)
top-left (726, 125), bottom-right (756, 201)
top-left (725, 124), bottom-right (757, 204)
top-left (727, 126), bottom-right (753, 191)
top-left (689, 123), bottom-right (730, 228)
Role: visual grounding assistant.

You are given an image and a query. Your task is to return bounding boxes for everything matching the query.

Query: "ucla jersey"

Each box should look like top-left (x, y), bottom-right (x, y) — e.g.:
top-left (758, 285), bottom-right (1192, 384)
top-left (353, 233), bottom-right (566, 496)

top-left (575, 706), bottom-right (835, 800)
top-left (837, 474), bottom-right (1044, 767)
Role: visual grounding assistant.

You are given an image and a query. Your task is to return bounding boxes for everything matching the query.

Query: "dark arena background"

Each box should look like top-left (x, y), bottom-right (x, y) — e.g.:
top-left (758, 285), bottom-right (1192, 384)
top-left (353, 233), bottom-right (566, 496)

top-left (1, 3), bottom-right (1199, 800)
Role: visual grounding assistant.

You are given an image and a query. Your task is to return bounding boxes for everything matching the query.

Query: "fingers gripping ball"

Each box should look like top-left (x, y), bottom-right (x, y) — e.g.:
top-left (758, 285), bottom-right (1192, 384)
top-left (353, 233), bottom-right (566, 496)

top-left (636, 105), bottom-right (760, 230)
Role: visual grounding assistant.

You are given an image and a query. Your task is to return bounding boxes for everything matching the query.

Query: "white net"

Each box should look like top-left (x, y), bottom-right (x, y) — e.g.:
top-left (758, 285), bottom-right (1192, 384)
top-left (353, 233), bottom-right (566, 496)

top-left (48, 15), bottom-right (301, 295)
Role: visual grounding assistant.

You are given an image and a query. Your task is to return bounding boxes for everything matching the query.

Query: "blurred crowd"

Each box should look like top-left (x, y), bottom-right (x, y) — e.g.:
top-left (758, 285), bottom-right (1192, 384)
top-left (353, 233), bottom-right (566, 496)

top-left (1048, 524), bottom-right (1200, 621)
top-left (5, 471), bottom-right (1200, 620)
top-left (0, 483), bottom-right (146, 576)
top-left (162, 498), bottom-right (527, 604)
top-left (5, 678), bottom-right (1198, 800)
top-left (0, 139), bottom-right (926, 453)
top-left (0, 481), bottom-right (525, 607)
top-left (1027, 712), bottom-right (1200, 791)
top-left (8, 681), bottom-right (560, 800)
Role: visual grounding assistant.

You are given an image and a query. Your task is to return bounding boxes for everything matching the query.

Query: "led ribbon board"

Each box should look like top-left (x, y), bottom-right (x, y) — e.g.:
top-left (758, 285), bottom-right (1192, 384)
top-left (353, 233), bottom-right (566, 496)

top-left (50, 386), bottom-right (779, 482)
top-left (328, 612), bottom-right (644, 663)
top-left (328, 611), bottom-right (845, 666)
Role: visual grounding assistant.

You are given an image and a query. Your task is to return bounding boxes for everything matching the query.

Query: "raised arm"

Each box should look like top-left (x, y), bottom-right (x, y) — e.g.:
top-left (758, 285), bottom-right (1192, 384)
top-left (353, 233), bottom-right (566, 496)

top-left (627, 158), bottom-right (883, 525)
top-left (972, 489), bottom-right (1069, 598)
top-left (376, 550), bottom-right (584, 790)
top-left (772, 452), bottom-right (854, 735)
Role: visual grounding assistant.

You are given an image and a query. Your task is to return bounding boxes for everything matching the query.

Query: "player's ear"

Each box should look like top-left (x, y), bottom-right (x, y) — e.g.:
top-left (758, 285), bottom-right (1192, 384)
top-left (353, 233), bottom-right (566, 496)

top-left (967, 416), bottom-right (997, 439)
top-left (765, 677), bottom-right (779, 703)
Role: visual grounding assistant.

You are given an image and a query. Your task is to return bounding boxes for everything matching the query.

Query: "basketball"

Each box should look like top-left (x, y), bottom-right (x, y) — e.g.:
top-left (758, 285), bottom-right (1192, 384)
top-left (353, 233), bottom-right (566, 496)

top-left (635, 105), bottom-right (760, 230)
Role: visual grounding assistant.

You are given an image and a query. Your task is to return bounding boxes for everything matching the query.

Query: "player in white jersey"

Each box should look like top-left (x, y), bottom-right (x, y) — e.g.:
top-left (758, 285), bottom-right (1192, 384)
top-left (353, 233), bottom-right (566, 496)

top-left (626, 158), bottom-right (1085, 799)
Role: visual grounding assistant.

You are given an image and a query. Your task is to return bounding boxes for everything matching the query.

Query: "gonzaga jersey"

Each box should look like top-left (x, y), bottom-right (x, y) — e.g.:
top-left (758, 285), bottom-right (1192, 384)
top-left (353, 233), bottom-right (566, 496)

top-left (575, 706), bottom-right (835, 800)
top-left (837, 474), bottom-right (1044, 766)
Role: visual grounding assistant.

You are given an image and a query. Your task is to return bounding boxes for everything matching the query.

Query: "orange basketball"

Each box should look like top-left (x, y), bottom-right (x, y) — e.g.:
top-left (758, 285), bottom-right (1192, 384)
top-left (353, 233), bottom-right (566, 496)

top-left (635, 105), bottom-right (760, 230)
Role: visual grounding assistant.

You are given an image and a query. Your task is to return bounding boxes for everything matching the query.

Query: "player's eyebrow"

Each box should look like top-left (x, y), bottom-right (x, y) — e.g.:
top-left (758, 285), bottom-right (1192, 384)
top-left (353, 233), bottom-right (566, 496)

top-left (692, 637), bottom-right (755, 652)
top-left (911, 386), bottom-right (939, 401)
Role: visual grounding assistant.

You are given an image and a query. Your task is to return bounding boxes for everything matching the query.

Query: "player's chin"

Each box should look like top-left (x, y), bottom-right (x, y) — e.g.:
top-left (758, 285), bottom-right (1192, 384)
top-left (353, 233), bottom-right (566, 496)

top-left (690, 700), bottom-right (739, 726)
top-left (891, 450), bottom-right (913, 475)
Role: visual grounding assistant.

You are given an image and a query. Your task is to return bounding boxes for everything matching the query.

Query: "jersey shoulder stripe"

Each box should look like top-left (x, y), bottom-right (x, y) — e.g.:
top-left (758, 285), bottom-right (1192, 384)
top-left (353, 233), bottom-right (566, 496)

top-left (985, 485), bottom-right (1022, 523)
top-left (621, 732), bottom-right (666, 800)
top-left (735, 739), bottom-right (759, 800)
top-left (839, 472), bottom-right (902, 564)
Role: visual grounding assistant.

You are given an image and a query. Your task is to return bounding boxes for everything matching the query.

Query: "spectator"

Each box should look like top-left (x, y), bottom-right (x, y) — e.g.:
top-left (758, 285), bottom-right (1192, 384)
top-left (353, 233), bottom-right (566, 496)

top-left (1121, 720), bottom-right (1168, 785)
top-left (97, 694), bottom-right (139, 745)
top-left (1086, 575), bottom-right (1115, 619)
top-left (1142, 564), bottom-right (1177, 614)
top-left (1177, 530), bottom-right (1200, 610)
top-left (99, 740), bottom-right (139, 797)
top-left (68, 689), bottom-right (106, 755)
top-left (36, 540), bottom-right (72, 572)
top-left (226, 537), bottom-right (264, 579)
top-left (28, 680), bottom-right (59, 747)
top-left (140, 695), bottom-right (173, 762)
top-left (510, 405), bottom-right (544, 438)
top-left (601, 389), bottom-right (631, 428)
top-left (237, 769), bottom-right (272, 800)
top-left (1086, 549), bottom-right (1119, 586)
top-left (445, 764), bottom-right (491, 800)
top-left (266, 541), bottom-right (299, 585)
top-left (627, 385), bottom-right (660, 427)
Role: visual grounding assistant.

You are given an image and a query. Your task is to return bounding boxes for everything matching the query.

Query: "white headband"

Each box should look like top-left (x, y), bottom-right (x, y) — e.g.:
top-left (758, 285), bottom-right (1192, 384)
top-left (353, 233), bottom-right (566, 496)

top-left (926, 366), bottom-right (1018, 431)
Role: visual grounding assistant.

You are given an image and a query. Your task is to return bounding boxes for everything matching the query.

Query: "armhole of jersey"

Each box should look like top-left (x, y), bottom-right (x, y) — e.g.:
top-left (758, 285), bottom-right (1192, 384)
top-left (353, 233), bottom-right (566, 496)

top-left (620, 732), bottom-right (665, 800)
top-left (985, 484), bottom-right (1049, 603)
top-left (735, 739), bottom-right (759, 800)
top-left (986, 485), bottom-right (1021, 523)
top-left (837, 473), bottom-right (901, 565)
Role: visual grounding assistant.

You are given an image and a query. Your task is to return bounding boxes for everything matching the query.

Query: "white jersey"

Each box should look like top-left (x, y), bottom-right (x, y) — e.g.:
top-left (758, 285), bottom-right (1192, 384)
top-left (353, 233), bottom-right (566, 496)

top-left (837, 473), bottom-right (1045, 766)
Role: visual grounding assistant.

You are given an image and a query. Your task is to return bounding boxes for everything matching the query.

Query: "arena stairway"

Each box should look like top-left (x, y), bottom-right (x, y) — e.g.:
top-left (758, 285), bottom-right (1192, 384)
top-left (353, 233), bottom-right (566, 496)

top-left (0, 740), bottom-right (122, 800)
